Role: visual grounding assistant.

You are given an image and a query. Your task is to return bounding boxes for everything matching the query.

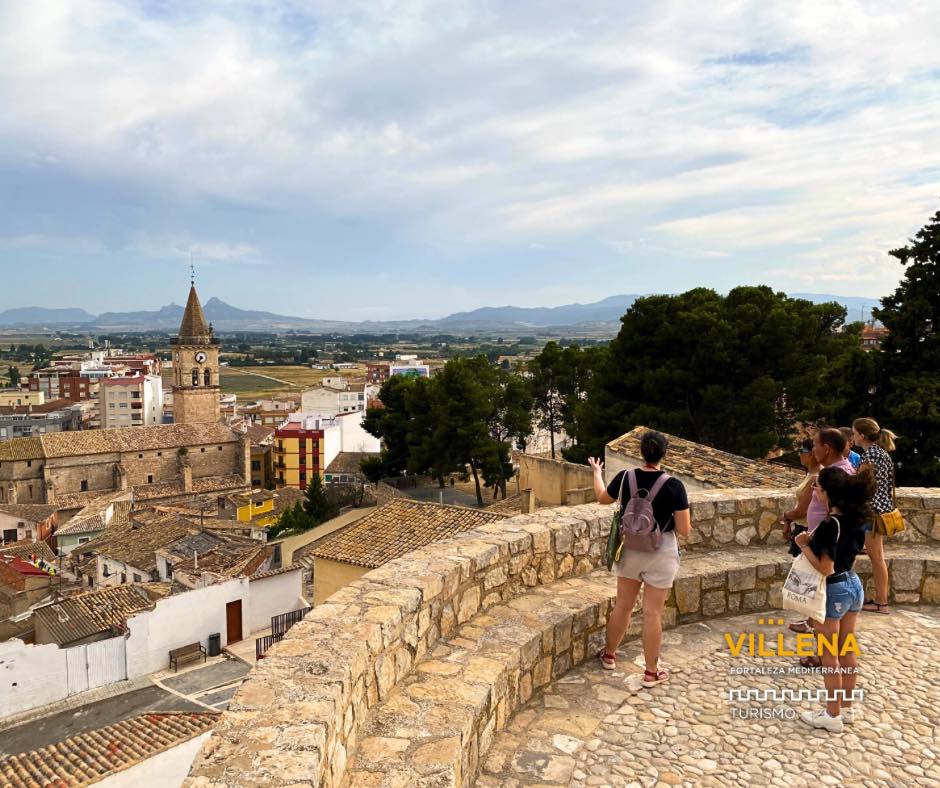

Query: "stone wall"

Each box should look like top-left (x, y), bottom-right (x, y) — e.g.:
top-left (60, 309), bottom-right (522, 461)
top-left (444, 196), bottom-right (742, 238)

top-left (680, 486), bottom-right (940, 551)
top-left (517, 454), bottom-right (594, 506)
top-left (186, 487), bottom-right (940, 788)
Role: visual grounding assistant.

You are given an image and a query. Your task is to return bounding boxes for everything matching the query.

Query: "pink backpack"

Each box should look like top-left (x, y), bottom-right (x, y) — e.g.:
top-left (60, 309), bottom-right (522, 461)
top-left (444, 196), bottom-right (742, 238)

top-left (618, 469), bottom-right (672, 552)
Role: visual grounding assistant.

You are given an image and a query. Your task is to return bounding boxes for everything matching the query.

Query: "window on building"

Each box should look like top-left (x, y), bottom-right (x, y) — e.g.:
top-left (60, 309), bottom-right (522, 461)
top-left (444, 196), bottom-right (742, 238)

top-left (200, 447), bottom-right (205, 453)
top-left (147, 475), bottom-right (153, 484)
top-left (204, 369), bottom-right (211, 387)
top-left (80, 480), bottom-right (89, 492)
top-left (251, 460), bottom-right (261, 471)
top-left (218, 446), bottom-right (223, 451)
top-left (78, 536), bottom-right (90, 545)
top-left (192, 369), bottom-right (199, 386)
top-left (26, 460), bottom-right (31, 467)
top-left (138, 454), bottom-right (143, 458)
top-left (157, 451), bottom-right (162, 457)
top-left (27, 484), bottom-right (33, 499)
top-left (133, 573), bottom-right (141, 582)
top-left (121, 572), bottom-right (126, 583)
top-left (103, 564), bottom-right (110, 577)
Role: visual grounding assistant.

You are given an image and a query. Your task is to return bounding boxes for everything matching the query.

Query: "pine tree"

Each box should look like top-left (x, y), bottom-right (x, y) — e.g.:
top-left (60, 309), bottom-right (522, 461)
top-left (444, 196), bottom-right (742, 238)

top-left (303, 475), bottom-right (339, 525)
top-left (873, 209), bottom-right (940, 485)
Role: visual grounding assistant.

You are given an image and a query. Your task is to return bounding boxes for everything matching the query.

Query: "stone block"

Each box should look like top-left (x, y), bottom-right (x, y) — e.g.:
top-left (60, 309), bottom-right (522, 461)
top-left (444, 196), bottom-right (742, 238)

top-left (457, 586), bottom-right (482, 624)
top-left (922, 575), bottom-right (940, 603)
top-left (734, 526), bottom-right (757, 546)
top-left (554, 527), bottom-right (574, 554)
top-left (894, 592), bottom-right (920, 604)
top-left (691, 501), bottom-right (716, 520)
top-left (701, 571), bottom-right (726, 590)
top-left (674, 576), bottom-right (701, 614)
top-left (520, 672), bottom-right (533, 702)
top-left (727, 593), bottom-right (741, 613)
top-left (890, 559), bottom-right (924, 591)
top-left (662, 606), bottom-right (677, 628)
top-left (533, 656), bottom-right (553, 688)
top-left (714, 517), bottom-right (735, 544)
top-left (757, 565), bottom-right (776, 580)
top-left (483, 565), bottom-right (508, 591)
top-left (552, 651), bottom-right (572, 679)
top-left (554, 620), bottom-right (572, 654)
top-left (717, 499), bottom-right (737, 514)
top-left (557, 554), bottom-right (575, 578)
top-left (728, 567), bottom-right (757, 592)
top-left (742, 590), bottom-right (767, 610)
top-left (758, 511), bottom-right (778, 539)
top-left (702, 590), bottom-right (726, 617)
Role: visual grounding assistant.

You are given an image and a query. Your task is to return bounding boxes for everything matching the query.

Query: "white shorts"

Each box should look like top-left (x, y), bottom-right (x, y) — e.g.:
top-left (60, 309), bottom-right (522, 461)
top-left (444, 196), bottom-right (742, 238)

top-left (611, 530), bottom-right (680, 589)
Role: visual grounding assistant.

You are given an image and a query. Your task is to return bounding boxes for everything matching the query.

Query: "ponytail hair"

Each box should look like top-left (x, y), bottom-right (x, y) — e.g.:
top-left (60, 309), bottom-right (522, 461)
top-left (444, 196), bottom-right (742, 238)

top-left (818, 465), bottom-right (876, 524)
top-left (853, 417), bottom-right (897, 452)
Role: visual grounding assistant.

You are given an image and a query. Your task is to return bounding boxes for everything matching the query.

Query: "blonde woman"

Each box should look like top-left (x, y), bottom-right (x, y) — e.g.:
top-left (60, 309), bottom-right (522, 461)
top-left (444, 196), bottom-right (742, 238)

top-left (851, 417), bottom-right (898, 614)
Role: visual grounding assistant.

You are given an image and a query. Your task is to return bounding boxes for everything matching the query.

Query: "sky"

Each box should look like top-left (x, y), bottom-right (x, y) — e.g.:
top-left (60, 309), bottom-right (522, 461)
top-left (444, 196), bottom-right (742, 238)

top-left (1, 1), bottom-right (939, 321)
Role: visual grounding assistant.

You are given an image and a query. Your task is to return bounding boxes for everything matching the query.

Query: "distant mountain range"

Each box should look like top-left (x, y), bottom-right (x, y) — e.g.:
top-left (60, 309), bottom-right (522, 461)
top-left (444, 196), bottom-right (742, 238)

top-left (0, 292), bottom-right (882, 334)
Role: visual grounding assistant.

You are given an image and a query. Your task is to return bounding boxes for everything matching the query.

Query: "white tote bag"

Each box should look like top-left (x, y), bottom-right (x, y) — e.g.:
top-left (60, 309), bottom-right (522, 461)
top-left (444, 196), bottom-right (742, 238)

top-left (782, 517), bottom-right (840, 623)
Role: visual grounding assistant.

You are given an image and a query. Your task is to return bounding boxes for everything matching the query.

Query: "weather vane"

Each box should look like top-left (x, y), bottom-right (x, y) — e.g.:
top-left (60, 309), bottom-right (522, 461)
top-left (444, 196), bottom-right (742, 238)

top-left (190, 252), bottom-right (195, 286)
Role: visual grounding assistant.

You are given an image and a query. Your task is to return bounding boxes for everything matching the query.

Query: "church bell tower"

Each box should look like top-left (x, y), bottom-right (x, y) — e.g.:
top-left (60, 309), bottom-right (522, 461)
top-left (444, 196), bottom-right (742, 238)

top-left (171, 279), bottom-right (221, 425)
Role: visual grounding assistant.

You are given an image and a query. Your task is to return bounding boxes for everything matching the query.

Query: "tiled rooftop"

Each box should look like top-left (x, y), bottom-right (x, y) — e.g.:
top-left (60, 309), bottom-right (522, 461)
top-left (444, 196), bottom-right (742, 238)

top-left (0, 503), bottom-right (58, 521)
top-left (0, 711), bottom-right (219, 787)
top-left (55, 492), bottom-right (134, 537)
top-left (607, 426), bottom-right (804, 489)
top-left (160, 531), bottom-right (271, 578)
top-left (305, 498), bottom-right (506, 569)
top-left (32, 583), bottom-right (170, 645)
top-left (89, 511), bottom-right (197, 574)
top-left (325, 451), bottom-right (379, 476)
top-left (0, 540), bottom-right (57, 564)
top-left (0, 423), bottom-right (239, 462)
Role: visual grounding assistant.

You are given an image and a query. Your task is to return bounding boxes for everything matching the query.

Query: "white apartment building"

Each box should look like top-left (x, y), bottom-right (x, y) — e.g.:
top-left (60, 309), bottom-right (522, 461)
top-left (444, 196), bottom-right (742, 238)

top-left (98, 375), bottom-right (164, 429)
top-left (301, 383), bottom-right (367, 416)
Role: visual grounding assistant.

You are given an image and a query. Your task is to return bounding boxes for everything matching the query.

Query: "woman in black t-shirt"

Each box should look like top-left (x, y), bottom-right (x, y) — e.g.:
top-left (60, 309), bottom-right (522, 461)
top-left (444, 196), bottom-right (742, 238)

top-left (589, 430), bottom-right (691, 688)
top-left (793, 466), bottom-right (875, 733)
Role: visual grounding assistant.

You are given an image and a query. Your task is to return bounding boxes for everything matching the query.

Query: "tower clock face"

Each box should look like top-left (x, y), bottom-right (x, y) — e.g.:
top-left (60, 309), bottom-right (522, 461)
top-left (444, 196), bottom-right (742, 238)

top-left (195, 352), bottom-right (207, 363)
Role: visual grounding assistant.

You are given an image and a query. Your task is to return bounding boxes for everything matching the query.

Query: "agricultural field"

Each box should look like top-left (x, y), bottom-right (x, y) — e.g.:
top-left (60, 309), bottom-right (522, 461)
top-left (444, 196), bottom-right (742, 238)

top-left (163, 363), bottom-right (370, 401)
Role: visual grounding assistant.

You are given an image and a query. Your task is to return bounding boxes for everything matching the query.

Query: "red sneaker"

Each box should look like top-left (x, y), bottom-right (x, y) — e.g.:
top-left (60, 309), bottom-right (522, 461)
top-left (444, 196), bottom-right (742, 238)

top-left (597, 649), bottom-right (616, 671)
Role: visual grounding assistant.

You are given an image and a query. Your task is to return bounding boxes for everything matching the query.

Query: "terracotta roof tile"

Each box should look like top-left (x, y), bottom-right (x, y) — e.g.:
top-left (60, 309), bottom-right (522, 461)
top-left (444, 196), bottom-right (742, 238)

top-left (0, 711), bottom-right (219, 787)
top-left (325, 451), bottom-right (379, 476)
top-left (306, 499), bottom-right (506, 569)
top-left (606, 426), bottom-right (803, 489)
top-left (32, 583), bottom-right (170, 645)
top-left (0, 540), bottom-right (56, 564)
top-left (0, 503), bottom-right (58, 521)
top-left (0, 436), bottom-right (44, 461)
top-left (56, 498), bottom-right (133, 537)
top-left (89, 511), bottom-right (198, 574)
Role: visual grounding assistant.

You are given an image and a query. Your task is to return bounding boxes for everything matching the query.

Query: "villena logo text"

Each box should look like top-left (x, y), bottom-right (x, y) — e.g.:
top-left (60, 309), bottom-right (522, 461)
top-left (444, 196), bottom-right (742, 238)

top-left (724, 618), bottom-right (861, 658)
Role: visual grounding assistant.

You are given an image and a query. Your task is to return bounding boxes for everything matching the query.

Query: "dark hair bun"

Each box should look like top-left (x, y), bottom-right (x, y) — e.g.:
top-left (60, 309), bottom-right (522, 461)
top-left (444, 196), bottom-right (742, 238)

top-left (640, 430), bottom-right (668, 464)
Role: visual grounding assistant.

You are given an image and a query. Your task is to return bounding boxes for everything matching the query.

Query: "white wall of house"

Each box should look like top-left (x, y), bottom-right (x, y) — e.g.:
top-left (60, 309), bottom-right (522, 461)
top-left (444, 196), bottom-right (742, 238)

top-left (300, 387), bottom-right (341, 415)
top-left (321, 423), bottom-right (342, 472)
top-left (0, 511), bottom-right (38, 542)
top-left (96, 555), bottom-right (151, 587)
top-left (0, 639), bottom-right (69, 717)
top-left (125, 578), bottom-right (248, 677)
top-left (246, 569), bottom-right (306, 633)
top-left (98, 732), bottom-right (213, 788)
top-left (337, 412), bottom-right (381, 454)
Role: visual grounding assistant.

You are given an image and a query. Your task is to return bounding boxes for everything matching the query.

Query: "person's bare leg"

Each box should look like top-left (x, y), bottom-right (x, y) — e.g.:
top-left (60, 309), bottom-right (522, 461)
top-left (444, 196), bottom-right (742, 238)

top-left (838, 612), bottom-right (859, 709)
top-left (641, 583), bottom-right (670, 673)
top-left (814, 617), bottom-right (843, 716)
top-left (606, 577), bottom-right (642, 654)
top-left (865, 533), bottom-right (890, 608)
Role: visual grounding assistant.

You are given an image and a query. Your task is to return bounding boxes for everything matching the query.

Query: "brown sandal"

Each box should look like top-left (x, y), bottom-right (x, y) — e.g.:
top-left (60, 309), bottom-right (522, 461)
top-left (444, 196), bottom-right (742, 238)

top-left (799, 656), bottom-right (821, 668)
top-left (862, 601), bottom-right (890, 614)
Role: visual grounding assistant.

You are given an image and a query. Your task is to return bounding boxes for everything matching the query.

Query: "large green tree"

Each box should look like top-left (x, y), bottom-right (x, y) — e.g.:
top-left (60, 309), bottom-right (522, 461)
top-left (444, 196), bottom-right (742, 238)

top-left (872, 210), bottom-right (940, 485)
top-left (572, 286), bottom-right (862, 460)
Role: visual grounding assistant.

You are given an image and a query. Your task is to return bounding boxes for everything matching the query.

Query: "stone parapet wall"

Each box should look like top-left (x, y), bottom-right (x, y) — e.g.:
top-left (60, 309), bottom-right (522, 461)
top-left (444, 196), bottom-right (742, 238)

top-left (681, 486), bottom-right (940, 551)
top-left (186, 486), bottom-right (940, 787)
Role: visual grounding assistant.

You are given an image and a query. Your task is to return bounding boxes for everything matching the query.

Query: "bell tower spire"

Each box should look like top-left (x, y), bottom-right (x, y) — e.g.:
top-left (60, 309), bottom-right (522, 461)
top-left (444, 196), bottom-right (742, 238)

top-left (170, 274), bottom-right (221, 425)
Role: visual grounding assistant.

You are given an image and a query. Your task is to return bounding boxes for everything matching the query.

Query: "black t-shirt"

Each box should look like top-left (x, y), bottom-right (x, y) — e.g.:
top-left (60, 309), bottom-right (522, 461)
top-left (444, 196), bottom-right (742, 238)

top-left (606, 469), bottom-right (689, 532)
top-left (808, 515), bottom-right (865, 574)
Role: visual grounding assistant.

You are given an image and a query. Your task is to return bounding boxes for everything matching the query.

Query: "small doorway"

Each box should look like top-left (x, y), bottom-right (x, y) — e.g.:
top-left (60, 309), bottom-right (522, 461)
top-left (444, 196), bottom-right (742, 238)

top-left (226, 600), bottom-right (243, 644)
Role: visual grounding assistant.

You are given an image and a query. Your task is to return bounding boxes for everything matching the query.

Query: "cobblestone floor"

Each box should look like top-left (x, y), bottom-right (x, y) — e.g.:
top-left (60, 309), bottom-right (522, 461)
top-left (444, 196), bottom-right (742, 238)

top-left (479, 606), bottom-right (940, 788)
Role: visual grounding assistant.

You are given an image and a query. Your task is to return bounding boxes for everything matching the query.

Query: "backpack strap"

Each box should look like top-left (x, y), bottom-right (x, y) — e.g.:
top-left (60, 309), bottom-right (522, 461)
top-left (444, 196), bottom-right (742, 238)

top-left (646, 472), bottom-right (672, 503)
top-left (627, 469), bottom-right (639, 500)
top-left (616, 469), bottom-right (629, 505)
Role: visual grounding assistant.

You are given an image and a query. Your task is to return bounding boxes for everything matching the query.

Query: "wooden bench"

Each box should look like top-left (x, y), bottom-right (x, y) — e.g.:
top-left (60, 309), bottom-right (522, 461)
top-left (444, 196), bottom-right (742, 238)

top-left (169, 642), bottom-right (207, 672)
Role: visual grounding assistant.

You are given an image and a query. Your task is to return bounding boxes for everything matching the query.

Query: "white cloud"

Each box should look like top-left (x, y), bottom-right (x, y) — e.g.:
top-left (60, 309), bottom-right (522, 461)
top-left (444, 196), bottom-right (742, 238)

top-left (0, 0), bottom-right (939, 301)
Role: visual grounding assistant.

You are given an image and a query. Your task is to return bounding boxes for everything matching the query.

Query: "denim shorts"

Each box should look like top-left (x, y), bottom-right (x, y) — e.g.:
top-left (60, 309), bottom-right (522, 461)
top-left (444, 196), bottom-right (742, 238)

top-left (826, 572), bottom-right (864, 620)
